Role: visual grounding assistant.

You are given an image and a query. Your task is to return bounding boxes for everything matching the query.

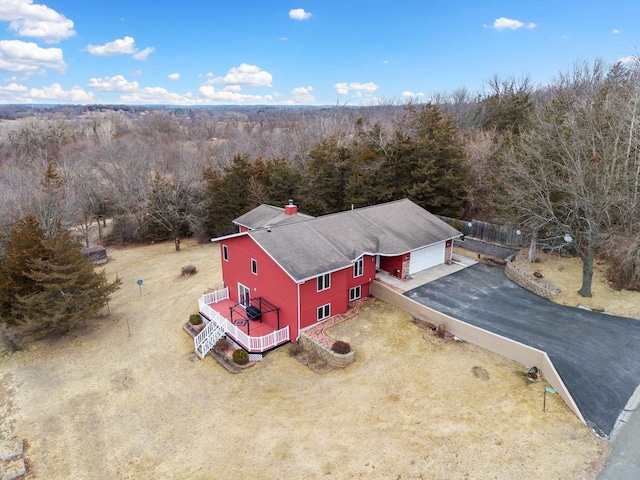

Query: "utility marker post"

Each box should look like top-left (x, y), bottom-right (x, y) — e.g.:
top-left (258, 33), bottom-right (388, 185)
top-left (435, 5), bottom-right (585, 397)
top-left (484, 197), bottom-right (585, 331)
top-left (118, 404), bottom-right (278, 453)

top-left (544, 386), bottom-right (556, 412)
top-left (137, 279), bottom-right (143, 296)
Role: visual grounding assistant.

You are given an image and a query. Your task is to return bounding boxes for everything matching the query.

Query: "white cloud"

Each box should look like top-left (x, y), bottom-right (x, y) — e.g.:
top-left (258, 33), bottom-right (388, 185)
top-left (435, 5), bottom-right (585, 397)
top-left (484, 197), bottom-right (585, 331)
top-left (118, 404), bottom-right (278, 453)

top-left (208, 63), bottom-right (272, 87)
top-left (334, 81), bottom-right (379, 96)
top-left (279, 36), bottom-right (288, 41)
top-left (612, 28), bottom-right (622, 34)
top-left (197, 85), bottom-right (273, 103)
top-left (289, 8), bottom-right (311, 20)
top-left (618, 56), bottom-right (639, 64)
top-left (86, 36), bottom-right (154, 60)
top-left (223, 85), bottom-right (241, 92)
top-left (120, 87), bottom-right (194, 104)
top-left (401, 91), bottom-right (425, 99)
top-left (87, 36), bottom-right (135, 56)
top-left (0, 0), bottom-right (75, 43)
top-left (284, 85), bottom-right (314, 104)
top-left (0, 82), bottom-right (27, 94)
top-left (487, 17), bottom-right (536, 31)
top-left (9, 82), bottom-right (93, 102)
top-left (0, 39), bottom-right (64, 74)
top-left (88, 75), bottom-right (138, 92)
top-left (132, 46), bottom-right (154, 61)
top-left (168, 72), bottom-right (180, 80)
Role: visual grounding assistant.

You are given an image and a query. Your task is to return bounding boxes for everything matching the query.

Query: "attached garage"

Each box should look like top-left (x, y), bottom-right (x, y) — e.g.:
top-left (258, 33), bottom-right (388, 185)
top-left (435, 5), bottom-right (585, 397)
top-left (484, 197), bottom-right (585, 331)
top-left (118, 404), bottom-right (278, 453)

top-left (409, 243), bottom-right (445, 274)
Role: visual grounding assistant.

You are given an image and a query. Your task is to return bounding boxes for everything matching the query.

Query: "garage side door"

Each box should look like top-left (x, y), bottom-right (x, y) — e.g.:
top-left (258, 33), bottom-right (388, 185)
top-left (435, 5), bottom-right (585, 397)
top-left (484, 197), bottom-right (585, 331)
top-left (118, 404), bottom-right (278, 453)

top-left (409, 243), bottom-right (445, 274)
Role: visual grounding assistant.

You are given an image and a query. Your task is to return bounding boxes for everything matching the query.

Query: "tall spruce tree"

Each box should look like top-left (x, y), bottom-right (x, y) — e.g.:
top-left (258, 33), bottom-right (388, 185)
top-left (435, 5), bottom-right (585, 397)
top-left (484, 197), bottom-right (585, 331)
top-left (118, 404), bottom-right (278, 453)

top-left (0, 215), bottom-right (48, 321)
top-left (0, 217), bottom-right (121, 339)
top-left (379, 104), bottom-right (469, 216)
top-left (302, 136), bottom-right (353, 215)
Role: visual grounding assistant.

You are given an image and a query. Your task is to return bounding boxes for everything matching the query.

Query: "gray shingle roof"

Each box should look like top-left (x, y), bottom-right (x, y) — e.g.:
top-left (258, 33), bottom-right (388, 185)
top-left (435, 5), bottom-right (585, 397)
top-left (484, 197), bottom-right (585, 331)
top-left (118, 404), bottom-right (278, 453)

top-left (233, 204), bottom-right (313, 230)
top-left (247, 199), bottom-right (461, 282)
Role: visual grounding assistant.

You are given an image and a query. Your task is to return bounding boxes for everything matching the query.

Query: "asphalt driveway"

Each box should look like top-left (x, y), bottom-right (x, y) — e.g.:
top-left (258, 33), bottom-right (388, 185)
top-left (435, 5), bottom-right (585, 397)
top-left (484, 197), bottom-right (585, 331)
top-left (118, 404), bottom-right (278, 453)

top-left (404, 263), bottom-right (640, 437)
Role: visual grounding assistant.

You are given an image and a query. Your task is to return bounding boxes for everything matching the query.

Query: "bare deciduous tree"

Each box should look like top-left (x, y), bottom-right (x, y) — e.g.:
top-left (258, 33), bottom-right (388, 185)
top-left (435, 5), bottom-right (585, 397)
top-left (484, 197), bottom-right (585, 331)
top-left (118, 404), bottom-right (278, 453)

top-left (499, 60), bottom-right (640, 296)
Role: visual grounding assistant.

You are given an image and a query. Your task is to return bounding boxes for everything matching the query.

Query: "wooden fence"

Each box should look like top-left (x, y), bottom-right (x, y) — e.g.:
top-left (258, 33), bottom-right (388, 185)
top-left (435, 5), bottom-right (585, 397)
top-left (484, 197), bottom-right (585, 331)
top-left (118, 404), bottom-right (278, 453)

top-left (437, 215), bottom-right (531, 247)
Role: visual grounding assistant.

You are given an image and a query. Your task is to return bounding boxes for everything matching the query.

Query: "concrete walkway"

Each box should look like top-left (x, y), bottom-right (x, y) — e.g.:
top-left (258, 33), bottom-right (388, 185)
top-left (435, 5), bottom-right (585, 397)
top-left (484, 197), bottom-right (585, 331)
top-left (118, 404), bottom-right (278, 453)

top-left (376, 254), bottom-right (477, 293)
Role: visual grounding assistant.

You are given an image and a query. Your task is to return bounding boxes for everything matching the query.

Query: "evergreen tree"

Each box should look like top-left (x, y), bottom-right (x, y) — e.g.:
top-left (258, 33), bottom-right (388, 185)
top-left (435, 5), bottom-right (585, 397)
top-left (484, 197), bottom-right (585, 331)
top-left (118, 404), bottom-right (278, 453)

top-left (265, 158), bottom-right (302, 206)
top-left (379, 104), bottom-right (469, 216)
top-left (13, 230), bottom-right (121, 338)
top-left (346, 122), bottom-right (389, 207)
top-left (406, 104), bottom-right (469, 216)
top-left (0, 215), bottom-right (48, 322)
top-left (203, 154), bottom-right (253, 236)
top-left (302, 136), bottom-right (353, 215)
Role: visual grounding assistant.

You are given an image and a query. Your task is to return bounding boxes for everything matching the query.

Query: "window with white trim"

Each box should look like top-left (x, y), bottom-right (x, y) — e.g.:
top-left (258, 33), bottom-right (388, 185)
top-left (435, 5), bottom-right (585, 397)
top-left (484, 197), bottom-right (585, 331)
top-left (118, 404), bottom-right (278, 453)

top-left (222, 244), bottom-right (229, 261)
top-left (353, 258), bottom-right (363, 277)
top-left (349, 285), bottom-right (361, 301)
top-left (251, 258), bottom-right (258, 275)
top-left (317, 303), bottom-right (330, 321)
top-left (317, 273), bottom-right (330, 291)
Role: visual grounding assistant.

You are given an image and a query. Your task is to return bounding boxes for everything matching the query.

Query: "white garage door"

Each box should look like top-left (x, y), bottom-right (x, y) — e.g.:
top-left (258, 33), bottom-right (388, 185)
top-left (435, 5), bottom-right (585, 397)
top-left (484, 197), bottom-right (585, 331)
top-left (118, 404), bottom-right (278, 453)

top-left (409, 243), bottom-right (445, 274)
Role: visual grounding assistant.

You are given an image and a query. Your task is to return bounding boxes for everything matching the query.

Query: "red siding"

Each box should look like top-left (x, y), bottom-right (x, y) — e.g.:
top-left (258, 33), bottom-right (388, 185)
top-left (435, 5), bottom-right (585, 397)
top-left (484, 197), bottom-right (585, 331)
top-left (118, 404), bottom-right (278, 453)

top-left (299, 256), bottom-right (376, 331)
top-left (299, 269), bottom-right (348, 331)
top-left (219, 245), bottom-right (377, 342)
top-left (380, 255), bottom-right (405, 277)
top-left (345, 255), bottom-right (376, 299)
top-left (220, 236), bottom-right (299, 339)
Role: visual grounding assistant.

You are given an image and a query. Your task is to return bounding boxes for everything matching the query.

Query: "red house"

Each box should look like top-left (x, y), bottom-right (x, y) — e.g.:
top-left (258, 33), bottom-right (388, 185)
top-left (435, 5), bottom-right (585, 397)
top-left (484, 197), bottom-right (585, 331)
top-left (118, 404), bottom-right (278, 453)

top-left (194, 199), bottom-right (462, 358)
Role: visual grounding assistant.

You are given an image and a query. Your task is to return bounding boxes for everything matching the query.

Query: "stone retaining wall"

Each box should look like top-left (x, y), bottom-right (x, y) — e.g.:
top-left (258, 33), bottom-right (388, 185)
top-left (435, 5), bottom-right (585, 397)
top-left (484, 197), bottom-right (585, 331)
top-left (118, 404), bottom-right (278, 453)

top-left (300, 333), bottom-right (355, 368)
top-left (505, 258), bottom-right (561, 299)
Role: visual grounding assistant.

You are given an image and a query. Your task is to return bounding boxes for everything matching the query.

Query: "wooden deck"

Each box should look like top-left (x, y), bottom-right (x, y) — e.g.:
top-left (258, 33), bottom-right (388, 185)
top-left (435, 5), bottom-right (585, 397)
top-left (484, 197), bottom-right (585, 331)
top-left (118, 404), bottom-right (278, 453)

top-left (206, 299), bottom-right (281, 338)
top-left (198, 295), bottom-right (289, 353)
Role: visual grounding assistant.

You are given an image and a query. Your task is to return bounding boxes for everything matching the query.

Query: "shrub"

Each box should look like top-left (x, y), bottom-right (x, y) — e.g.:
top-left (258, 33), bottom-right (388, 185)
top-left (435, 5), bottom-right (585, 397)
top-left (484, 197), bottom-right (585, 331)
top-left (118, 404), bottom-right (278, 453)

top-left (181, 265), bottom-right (198, 276)
top-left (232, 348), bottom-right (249, 365)
top-left (189, 313), bottom-right (203, 325)
top-left (602, 235), bottom-right (640, 291)
top-left (214, 337), bottom-right (230, 353)
top-left (331, 340), bottom-right (351, 354)
top-left (0, 323), bottom-right (24, 352)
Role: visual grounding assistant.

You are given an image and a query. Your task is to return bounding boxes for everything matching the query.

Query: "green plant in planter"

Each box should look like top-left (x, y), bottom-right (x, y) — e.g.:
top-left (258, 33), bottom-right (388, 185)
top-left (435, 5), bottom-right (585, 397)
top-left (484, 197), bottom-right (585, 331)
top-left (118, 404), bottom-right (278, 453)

top-left (232, 348), bottom-right (249, 365)
top-left (189, 313), bottom-right (203, 325)
top-left (331, 340), bottom-right (351, 354)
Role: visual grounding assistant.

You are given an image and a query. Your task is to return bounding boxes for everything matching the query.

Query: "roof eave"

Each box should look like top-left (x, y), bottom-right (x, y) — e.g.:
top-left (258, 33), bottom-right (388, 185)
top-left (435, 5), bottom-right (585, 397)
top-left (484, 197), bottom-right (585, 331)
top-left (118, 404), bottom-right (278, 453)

top-left (210, 231), bottom-right (249, 243)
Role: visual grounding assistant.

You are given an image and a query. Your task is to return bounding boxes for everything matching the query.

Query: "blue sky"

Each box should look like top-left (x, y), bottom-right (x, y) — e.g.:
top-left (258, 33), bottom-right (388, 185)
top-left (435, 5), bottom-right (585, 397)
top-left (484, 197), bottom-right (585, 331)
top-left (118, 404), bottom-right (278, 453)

top-left (0, 0), bottom-right (638, 105)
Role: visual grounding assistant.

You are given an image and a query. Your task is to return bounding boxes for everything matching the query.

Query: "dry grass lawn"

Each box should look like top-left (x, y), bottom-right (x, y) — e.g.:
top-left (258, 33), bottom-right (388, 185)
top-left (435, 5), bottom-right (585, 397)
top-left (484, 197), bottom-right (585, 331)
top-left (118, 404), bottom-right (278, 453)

top-left (0, 240), bottom-right (609, 479)
top-left (513, 250), bottom-right (640, 320)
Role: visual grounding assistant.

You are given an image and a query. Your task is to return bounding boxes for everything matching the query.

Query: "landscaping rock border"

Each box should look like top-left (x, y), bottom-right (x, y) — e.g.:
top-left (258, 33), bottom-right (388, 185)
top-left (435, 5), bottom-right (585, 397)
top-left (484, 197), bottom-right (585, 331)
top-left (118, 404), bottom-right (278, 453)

top-left (505, 256), bottom-right (561, 299)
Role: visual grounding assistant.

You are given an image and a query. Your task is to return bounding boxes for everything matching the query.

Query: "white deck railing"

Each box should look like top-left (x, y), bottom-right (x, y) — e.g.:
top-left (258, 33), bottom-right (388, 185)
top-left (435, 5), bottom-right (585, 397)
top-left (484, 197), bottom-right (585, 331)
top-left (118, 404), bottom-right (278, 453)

top-left (201, 287), bottom-right (229, 305)
top-left (198, 293), bottom-right (290, 353)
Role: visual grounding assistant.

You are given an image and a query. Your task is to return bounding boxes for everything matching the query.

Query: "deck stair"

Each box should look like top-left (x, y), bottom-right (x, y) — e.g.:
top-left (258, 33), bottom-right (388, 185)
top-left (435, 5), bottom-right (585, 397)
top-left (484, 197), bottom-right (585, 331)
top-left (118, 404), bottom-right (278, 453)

top-left (194, 319), bottom-right (225, 359)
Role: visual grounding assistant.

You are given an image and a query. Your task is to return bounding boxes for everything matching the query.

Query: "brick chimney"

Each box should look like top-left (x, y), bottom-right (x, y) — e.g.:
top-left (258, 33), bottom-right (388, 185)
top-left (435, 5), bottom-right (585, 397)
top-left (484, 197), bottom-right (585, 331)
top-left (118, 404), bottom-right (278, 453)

top-left (284, 199), bottom-right (298, 215)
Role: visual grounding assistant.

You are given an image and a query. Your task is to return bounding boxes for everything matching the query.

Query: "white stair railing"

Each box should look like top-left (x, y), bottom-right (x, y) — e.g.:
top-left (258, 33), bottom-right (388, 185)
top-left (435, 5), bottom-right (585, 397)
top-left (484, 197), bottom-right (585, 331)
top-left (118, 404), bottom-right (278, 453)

top-left (194, 317), bottom-right (225, 359)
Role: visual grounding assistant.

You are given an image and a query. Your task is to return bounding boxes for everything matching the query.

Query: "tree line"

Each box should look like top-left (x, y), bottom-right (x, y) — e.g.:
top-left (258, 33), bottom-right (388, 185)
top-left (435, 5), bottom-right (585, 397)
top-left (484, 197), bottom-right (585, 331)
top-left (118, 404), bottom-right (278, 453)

top-left (1, 58), bottom-right (639, 333)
